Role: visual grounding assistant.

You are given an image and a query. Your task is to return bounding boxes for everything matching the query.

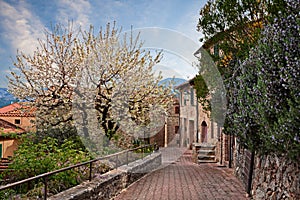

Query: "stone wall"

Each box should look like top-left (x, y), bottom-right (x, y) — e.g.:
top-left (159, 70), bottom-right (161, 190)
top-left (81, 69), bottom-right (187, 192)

top-left (49, 152), bottom-right (162, 200)
top-left (252, 154), bottom-right (300, 200)
top-left (234, 146), bottom-right (300, 200)
top-left (234, 145), bottom-right (253, 190)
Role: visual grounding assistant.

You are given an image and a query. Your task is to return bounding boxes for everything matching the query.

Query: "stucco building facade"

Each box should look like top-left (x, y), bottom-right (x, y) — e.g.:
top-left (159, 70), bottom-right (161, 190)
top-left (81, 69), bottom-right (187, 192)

top-left (0, 103), bottom-right (35, 158)
top-left (176, 80), bottom-right (220, 149)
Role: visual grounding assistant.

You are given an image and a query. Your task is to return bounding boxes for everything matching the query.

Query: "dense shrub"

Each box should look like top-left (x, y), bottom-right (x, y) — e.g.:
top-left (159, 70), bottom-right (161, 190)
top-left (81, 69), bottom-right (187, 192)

top-left (0, 134), bottom-right (90, 198)
top-left (224, 0), bottom-right (300, 159)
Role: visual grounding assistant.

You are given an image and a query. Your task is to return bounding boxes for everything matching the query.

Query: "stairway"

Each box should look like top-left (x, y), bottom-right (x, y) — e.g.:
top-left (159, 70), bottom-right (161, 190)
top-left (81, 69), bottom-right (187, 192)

top-left (197, 144), bottom-right (216, 163)
top-left (0, 157), bottom-right (11, 172)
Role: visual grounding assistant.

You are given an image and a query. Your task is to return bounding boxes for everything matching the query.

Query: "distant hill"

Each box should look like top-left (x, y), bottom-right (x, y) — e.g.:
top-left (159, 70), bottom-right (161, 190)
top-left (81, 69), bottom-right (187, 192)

top-left (0, 88), bottom-right (17, 108)
top-left (159, 78), bottom-right (187, 96)
top-left (159, 78), bottom-right (186, 88)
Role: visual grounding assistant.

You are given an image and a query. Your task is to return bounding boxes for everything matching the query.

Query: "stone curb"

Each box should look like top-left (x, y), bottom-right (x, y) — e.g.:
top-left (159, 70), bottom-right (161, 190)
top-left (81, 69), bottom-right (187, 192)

top-left (49, 152), bottom-right (162, 200)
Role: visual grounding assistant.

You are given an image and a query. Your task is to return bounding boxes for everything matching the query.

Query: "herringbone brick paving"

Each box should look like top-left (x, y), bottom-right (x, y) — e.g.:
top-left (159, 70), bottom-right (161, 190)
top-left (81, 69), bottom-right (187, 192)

top-left (113, 148), bottom-right (248, 200)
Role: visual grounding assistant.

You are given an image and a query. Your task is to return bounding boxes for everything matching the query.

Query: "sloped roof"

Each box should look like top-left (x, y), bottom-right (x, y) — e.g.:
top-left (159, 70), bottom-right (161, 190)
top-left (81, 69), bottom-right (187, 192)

top-left (174, 78), bottom-right (195, 90)
top-left (0, 102), bottom-right (21, 113)
top-left (0, 103), bottom-right (36, 117)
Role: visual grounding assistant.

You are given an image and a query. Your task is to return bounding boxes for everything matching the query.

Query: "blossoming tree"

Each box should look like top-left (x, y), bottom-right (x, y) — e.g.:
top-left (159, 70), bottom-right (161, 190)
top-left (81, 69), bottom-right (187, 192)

top-left (8, 23), bottom-right (173, 147)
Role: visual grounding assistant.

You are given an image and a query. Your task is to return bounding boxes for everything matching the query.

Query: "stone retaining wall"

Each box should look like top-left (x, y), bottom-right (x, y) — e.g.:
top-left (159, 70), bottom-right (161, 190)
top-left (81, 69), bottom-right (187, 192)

top-left (234, 147), bottom-right (300, 200)
top-left (234, 145), bottom-right (253, 191)
top-left (252, 154), bottom-right (300, 200)
top-left (49, 152), bottom-right (161, 200)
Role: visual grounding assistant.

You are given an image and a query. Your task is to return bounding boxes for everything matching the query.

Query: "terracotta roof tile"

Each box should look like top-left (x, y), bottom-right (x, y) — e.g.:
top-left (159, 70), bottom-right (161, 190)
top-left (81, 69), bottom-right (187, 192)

top-left (0, 102), bottom-right (21, 113)
top-left (0, 103), bottom-right (36, 117)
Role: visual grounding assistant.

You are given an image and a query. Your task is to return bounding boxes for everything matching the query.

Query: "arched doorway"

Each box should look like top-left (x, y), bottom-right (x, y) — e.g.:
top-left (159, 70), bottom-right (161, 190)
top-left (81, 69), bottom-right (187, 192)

top-left (201, 121), bottom-right (207, 143)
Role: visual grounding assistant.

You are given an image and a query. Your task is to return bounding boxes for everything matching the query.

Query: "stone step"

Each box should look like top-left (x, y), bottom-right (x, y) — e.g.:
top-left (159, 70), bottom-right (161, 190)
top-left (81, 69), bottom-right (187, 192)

top-left (198, 155), bottom-right (215, 160)
top-left (197, 149), bottom-right (215, 155)
top-left (0, 162), bottom-right (9, 165)
top-left (194, 143), bottom-right (217, 164)
top-left (197, 146), bottom-right (216, 151)
top-left (198, 159), bottom-right (217, 163)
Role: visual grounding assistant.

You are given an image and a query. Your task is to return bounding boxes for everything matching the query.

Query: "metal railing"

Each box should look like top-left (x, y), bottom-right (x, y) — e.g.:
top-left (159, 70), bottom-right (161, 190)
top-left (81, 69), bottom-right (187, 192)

top-left (0, 144), bottom-right (158, 199)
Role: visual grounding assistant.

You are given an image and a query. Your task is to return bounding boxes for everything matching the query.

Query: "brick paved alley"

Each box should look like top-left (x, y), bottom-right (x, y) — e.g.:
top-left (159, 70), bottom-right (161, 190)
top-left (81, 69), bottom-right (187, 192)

top-left (113, 147), bottom-right (249, 200)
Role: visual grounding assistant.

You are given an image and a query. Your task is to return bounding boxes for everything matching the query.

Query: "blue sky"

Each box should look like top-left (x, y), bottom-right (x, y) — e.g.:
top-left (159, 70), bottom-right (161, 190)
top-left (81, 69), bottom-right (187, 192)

top-left (0, 0), bottom-right (207, 88)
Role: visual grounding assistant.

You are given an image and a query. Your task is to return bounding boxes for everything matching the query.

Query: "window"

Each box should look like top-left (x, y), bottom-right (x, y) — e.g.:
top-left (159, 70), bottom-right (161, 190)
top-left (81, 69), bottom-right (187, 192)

top-left (175, 126), bottom-right (179, 133)
top-left (183, 90), bottom-right (189, 106)
top-left (15, 119), bottom-right (21, 125)
top-left (174, 106), bottom-right (180, 114)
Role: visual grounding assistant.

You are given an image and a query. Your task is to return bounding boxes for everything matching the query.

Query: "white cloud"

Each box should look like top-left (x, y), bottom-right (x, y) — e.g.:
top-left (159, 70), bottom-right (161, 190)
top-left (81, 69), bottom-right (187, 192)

top-left (121, 27), bottom-right (200, 80)
top-left (0, 0), bottom-right (207, 88)
top-left (154, 52), bottom-right (198, 80)
top-left (0, 0), bottom-right (46, 55)
top-left (55, 0), bottom-right (91, 30)
top-left (130, 28), bottom-right (200, 65)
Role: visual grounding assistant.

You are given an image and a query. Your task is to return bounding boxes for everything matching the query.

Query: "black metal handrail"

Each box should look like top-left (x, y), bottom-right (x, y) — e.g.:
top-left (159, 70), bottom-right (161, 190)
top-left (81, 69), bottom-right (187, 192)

top-left (0, 144), bottom-right (157, 199)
